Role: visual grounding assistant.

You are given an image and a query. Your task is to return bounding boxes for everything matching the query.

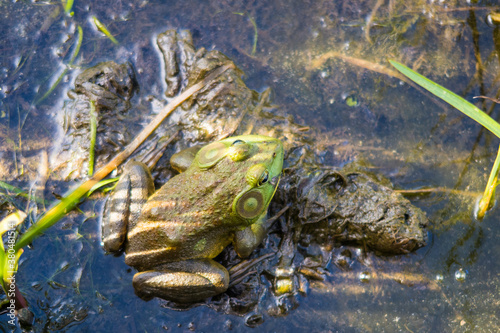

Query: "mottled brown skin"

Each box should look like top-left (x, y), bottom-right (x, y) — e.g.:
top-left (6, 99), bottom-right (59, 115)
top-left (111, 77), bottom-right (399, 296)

top-left (126, 153), bottom-right (255, 268)
top-left (101, 135), bottom-right (283, 302)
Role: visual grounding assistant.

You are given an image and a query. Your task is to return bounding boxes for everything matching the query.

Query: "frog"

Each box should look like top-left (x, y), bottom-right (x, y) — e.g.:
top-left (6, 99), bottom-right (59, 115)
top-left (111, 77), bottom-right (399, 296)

top-left (101, 135), bottom-right (284, 303)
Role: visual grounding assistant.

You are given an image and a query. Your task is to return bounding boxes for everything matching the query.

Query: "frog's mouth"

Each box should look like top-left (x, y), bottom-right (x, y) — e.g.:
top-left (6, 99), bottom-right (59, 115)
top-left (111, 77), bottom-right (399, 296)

top-left (270, 174), bottom-right (281, 193)
top-left (266, 173), bottom-right (281, 210)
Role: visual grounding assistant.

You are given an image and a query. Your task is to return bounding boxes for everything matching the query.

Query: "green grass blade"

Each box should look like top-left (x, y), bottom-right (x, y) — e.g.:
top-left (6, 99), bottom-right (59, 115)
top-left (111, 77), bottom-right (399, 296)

top-left (0, 181), bottom-right (47, 205)
top-left (88, 100), bottom-right (97, 176)
top-left (0, 211), bottom-right (26, 294)
top-left (36, 68), bottom-right (68, 104)
top-left (476, 145), bottom-right (500, 219)
top-left (93, 16), bottom-right (119, 45)
top-left (36, 25), bottom-right (82, 104)
top-left (233, 12), bottom-right (258, 55)
top-left (86, 177), bottom-right (119, 197)
top-left (0, 180), bottom-right (29, 198)
top-left (0, 211), bottom-right (26, 251)
top-left (68, 25), bottom-right (83, 66)
top-left (389, 60), bottom-right (500, 139)
top-left (14, 184), bottom-right (91, 251)
top-left (64, 0), bottom-right (74, 14)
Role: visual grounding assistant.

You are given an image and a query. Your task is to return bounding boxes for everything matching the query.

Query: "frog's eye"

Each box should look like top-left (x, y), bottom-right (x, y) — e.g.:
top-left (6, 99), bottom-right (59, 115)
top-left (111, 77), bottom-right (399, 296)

top-left (228, 139), bottom-right (251, 161)
top-left (235, 189), bottom-right (265, 219)
top-left (259, 170), bottom-right (269, 186)
top-left (197, 142), bottom-right (227, 168)
top-left (246, 164), bottom-right (268, 186)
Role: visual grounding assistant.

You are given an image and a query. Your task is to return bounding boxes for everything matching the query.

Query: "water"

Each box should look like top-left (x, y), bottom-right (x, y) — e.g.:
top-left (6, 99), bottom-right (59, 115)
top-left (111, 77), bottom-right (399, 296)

top-left (1, 0), bottom-right (500, 331)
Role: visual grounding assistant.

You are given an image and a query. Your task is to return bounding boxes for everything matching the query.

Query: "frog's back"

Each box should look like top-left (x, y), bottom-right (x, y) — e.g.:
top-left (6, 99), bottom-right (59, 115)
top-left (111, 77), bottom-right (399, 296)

top-left (124, 169), bottom-right (245, 269)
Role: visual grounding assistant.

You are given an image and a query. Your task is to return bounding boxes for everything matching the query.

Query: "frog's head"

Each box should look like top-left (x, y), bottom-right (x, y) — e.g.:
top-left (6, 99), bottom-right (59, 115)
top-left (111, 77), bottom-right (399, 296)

top-left (194, 135), bottom-right (284, 223)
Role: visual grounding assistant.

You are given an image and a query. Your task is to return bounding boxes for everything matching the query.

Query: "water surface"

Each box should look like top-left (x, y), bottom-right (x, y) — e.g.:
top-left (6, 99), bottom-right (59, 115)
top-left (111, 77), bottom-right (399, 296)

top-left (1, 0), bottom-right (500, 331)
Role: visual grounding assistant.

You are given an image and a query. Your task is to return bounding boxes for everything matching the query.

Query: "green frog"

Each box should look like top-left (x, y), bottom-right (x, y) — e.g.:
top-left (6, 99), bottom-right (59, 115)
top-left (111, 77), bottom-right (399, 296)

top-left (101, 135), bottom-right (284, 302)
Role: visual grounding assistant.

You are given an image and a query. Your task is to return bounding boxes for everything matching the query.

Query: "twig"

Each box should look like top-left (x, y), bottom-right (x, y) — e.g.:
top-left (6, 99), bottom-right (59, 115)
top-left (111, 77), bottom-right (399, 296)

top-left (365, 0), bottom-right (385, 44)
top-left (395, 187), bottom-right (480, 197)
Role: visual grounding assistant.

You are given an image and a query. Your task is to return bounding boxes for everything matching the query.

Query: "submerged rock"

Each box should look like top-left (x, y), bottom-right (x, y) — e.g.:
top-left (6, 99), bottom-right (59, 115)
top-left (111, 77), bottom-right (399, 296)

top-left (286, 167), bottom-right (427, 254)
top-left (51, 61), bottom-right (138, 180)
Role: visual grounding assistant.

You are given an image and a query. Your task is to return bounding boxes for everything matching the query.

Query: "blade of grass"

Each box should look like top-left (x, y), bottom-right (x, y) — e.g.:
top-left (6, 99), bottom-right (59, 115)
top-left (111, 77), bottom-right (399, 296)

top-left (389, 60), bottom-right (500, 139)
top-left (64, 0), bottom-right (74, 15)
top-left (390, 60), bottom-right (500, 220)
top-left (86, 177), bottom-right (119, 197)
top-left (36, 25), bottom-right (83, 104)
top-left (0, 181), bottom-right (47, 205)
top-left (476, 145), bottom-right (500, 219)
top-left (233, 12), bottom-right (258, 55)
top-left (92, 16), bottom-right (119, 45)
top-left (0, 211), bottom-right (26, 294)
top-left (0, 212), bottom-right (26, 252)
top-left (88, 100), bottom-right (97, 176)
top-left (36, 68), bottom-right (68, 104)
top-left (68, 25), bottom-right (83, 66)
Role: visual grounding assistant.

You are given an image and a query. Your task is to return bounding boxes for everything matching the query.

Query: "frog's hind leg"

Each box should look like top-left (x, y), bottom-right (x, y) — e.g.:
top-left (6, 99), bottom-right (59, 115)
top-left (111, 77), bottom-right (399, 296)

top-left (101, 161), bottom-right (155, 253)
top-left (132, 259), bottom-right (229, 303)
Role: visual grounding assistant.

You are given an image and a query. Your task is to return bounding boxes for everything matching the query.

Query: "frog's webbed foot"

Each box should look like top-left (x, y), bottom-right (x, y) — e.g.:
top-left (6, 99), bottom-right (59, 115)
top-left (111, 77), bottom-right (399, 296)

top-left (132, 259), bottom-right (229, 303)
top-left (101, 161), bottom-right (155, 252)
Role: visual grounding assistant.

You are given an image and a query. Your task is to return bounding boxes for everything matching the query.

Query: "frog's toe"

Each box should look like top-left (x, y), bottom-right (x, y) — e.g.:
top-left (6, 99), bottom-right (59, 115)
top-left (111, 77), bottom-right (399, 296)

top-left (132, 259), bottom-right (229, 303)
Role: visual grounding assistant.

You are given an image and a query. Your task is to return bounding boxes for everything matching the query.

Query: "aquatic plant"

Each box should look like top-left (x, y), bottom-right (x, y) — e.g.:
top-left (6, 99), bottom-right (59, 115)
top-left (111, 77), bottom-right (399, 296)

top-left (36, 25), bottom-right (83, 104)
top-left (390, 60), bottom-right (500, 219)
top-left (92, 16), bottom-right (119, 45)
top-left (88, 101), bottom-right (97, 176)
top-left (233, 12), bottom-right (258, 55)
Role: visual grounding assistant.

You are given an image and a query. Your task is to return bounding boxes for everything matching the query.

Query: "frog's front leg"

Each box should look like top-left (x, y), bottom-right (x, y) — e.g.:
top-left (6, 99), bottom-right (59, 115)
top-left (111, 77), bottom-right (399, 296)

top-left (101, 161), bottom-right (155, 252)
top-left (233, 215), bottom-right (270, 258)
top-left (132, 259), bottom-right (229, 303)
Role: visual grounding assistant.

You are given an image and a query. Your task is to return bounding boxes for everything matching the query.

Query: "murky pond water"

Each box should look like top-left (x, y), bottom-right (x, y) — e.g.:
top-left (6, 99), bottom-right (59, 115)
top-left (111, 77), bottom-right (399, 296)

top-left (1, 0), bottom-right (500, 332)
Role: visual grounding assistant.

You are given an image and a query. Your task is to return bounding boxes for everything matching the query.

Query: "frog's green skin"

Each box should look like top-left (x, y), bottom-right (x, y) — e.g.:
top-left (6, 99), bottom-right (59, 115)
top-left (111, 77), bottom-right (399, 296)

top-left (101, 135), bottom-right (283, 303)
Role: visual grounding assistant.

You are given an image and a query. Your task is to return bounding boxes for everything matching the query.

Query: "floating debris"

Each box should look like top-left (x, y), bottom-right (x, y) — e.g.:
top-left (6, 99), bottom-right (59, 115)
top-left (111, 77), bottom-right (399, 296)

top-left (454, 268), bottom-right (467, 282)
top-left (358, 271), bottom-right (371, 283)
